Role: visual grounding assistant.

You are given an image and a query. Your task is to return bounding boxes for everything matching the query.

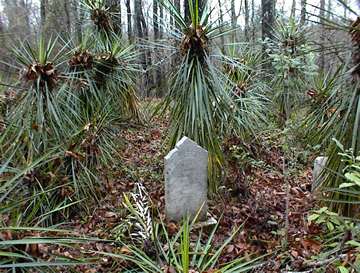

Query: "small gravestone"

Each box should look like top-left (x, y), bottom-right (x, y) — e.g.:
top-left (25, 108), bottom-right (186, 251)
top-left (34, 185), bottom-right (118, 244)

top-left (165, 136), bottom-right (208, 222)
top-left (312, 156), bottom-right (328, 190)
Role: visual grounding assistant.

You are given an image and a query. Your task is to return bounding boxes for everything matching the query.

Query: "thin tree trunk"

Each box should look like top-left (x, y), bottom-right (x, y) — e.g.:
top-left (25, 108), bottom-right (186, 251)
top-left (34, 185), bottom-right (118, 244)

top-left (300, 0), bottom-right (306, 25)
top-left (319, 0), bottom-right (326, 70)
top-left (291, 0), bottom-right (296, 18)
top-left (19, 0), bottom-right (30, 33)
top-left (73, 0), bottom-right (82, 43)
top-left (159, 4), bottom-right (164, 38)
top-left (218, 0), bottom-right (225, 50)
top-left (154, 0), bottom-right (163, 96)
top-left (261, 0), bottom-right (275, 42)
top-left (154, 0), bottom-right (159, 39)
top-left (126, 0), bottom-right (133, 41)
top-left (251, 0), bottom-right (255, 42)
top-left (64, 1), bottom-right (71, 36)
top-left (244, 0), bottom-right (249, 41)
top-left (174, 0), bottom-right (180, 28)
top-left (135, 0), bottom-right (154, 96)
top-left (184, 0), bottom-right (190, 24)
top-left (327, 0), bottom-right (332, 20)
top-left (231, 0), bottom-right (236, 41)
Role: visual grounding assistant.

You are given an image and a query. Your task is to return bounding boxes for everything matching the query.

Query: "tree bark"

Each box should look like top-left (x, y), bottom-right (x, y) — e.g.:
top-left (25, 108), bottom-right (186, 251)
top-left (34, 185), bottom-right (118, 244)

top-left (218, 0), bottom-right (225, 50)
top-left (126, 0), bottom-right (133, 41)
top-left (319, 0), bottom-right (326, 70)
top-left (300, 0), bottom-right (306, 25)
top-left (64, 0), bottom-right (71, 36)
top-left (159, 4), bottom-right (164, 38)
top-left (244, 0), bottom-right (249, 41)
top-left (251, 0), bottom-right (255, 41)
top-left (153, 0), bottom-right (159, 39)
top-left (73, 0), bottom-right (82, 43)
top-left (174, 0), bottom-right (180, 28)
top-left (40, 0), bottom-right (47, 35)
top-left (135, 0), bottom-right (154, 96)
top-left (261, 0), bottom-right (274, 42)
top-left (327, 0), bottom-right (332, 20)
top-left (231, 0), bottom-right (236, 41)
top-left (291, 0), bottom-right (296, 18)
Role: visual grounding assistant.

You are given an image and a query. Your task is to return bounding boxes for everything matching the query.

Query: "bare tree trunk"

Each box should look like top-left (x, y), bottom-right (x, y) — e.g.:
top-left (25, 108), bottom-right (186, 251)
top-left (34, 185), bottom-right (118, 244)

top-left (126, 0), bottom-right (133, 41)
top-left (231, 0), bottom-right (236, 41)
top-left (135, 0), bottom-right (154, 96)
top-left (174, 0), bottom-right (180, 28)
top-left (261, 0), bottom-right (274, 42)
top-left (73, 0), bottom-right (82, 43)
top-left (218, 0), bottom-right (225, 50)
top-left (184, 0), bottom-right (190, 24)
top-left (154, 0), bottom-right (163, 96)
top-left (159, 4), bottom-right (164, 38)
top-left (300, 0), bottom-right (306, 25)
top-left (244, 0), bottom-right (249, 41)
top-left (291, 0), bottom-right (296, 18)
top-left (154, 0), bottom-right (159, 39)
top-left (327, 0), bottom-right (332, 20)
top-left (40, 0), bottom-right (47, 35)
top-left (64, 1), bottom-right (71, 36)
top-left (344, 0), bottom-right (347, 18)
top-left (19, 0), bottom-right (30, 32)
top-left (319, 0), bottom-right (326, 71)
top-left (251, 0), bottom-right (255, 42)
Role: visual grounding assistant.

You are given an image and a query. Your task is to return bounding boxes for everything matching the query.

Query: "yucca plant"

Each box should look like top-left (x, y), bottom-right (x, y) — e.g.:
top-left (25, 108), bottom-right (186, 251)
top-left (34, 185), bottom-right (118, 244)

top-left (302, 66), bottom-right (345, 148)
top-left (0, 226), bottom-right (101, 272)
top-left (81, 0), bottom-right (122, 34)
top-left (305, 1), bottom-right (360, 217)
top-left (103, 216), bottom-right (265, 273)
top-left (266, 18), bottom-right (318, 126)
top-left (155, 0), bottom-right (259, 190)
top-left (223, 44), bottom-right (268, 139)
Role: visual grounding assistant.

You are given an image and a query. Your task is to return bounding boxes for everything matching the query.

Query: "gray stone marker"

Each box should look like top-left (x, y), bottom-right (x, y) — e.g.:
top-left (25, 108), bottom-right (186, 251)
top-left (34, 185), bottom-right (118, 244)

top-left (165, 136), bottom-right (208, 222)
top-left (312, 156), bottom-right (328, 190)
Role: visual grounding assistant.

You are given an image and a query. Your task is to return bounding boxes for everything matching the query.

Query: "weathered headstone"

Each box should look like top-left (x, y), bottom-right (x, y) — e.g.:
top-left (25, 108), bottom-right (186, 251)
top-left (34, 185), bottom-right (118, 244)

top-left (312, 156), bottom-right (328, 190)
top-left (165, 136), bottom-right (208, 221)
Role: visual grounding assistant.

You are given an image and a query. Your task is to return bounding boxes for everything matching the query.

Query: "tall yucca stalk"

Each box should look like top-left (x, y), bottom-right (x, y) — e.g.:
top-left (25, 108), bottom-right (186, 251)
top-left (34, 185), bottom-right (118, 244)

top-left (156, 0), bottom-right (250, 191)
top-left (307, 1), bottom-right (360, 217)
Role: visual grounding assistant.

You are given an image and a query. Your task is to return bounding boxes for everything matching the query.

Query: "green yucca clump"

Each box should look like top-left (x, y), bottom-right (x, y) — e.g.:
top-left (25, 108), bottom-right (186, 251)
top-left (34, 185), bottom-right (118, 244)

top-left (305, 4), bottom-right (360, 217)
top-left (0, 5), bottom-right (141, 225)
top-left (156, 0), bottom-right (264, 191)
top-left (266, 18), bottom-right (317, 126)
top-left (223, 45), bottom-right (268, 139)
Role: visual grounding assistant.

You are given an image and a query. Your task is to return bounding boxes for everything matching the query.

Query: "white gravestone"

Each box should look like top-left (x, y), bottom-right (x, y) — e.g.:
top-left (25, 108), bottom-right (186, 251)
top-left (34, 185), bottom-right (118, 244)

top-left (312, 156), bottom-right (328, 190)
top-left (165, 137), bottom-right (208, 221)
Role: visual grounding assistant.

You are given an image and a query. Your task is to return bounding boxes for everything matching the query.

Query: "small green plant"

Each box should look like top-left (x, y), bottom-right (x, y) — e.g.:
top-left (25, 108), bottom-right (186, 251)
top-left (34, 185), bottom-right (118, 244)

top-left (306, 210), bottom-right (360, 273)
top-left (103, 216), bottom-right (265, 273)
top-left (308, 207), bottom-right (343, 232)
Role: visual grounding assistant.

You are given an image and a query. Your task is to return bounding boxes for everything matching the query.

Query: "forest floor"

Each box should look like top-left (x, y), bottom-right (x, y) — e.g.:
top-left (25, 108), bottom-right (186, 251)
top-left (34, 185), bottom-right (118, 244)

top-left (6, 100), bottom-right (330, 273)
